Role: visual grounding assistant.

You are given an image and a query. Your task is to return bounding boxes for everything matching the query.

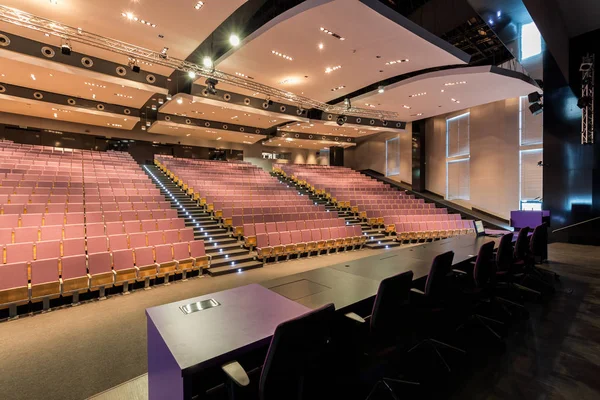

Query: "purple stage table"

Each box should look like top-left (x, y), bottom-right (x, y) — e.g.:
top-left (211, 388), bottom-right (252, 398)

top-left (510, 210), bottom-right (550, 229)
top-left (146, 284), bottom-right (311, 400)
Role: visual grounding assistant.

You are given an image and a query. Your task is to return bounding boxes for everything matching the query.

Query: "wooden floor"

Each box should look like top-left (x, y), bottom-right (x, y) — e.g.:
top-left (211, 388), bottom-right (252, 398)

top-left (89, 242), bottom-right (600, 400)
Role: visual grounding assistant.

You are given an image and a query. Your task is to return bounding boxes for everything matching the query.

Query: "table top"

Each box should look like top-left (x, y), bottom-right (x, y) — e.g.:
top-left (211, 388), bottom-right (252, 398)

top-left (261, 267), bottom-right (381, 312)
top-left (145, 284), bottom-right (311, 374)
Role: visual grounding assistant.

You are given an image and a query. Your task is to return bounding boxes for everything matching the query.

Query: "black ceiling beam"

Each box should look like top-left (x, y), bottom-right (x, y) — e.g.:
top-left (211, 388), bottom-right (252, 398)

top-left (156, 112), bottom-right (273, 137)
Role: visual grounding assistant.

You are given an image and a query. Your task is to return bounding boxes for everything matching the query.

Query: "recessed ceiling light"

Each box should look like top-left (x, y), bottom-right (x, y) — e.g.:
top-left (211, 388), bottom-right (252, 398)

top-left (186, 133), bottom-right (191, 137)
top-left (319, 27), bottom-right (345, 40)
top-left (49, 74), bottom-right (53, 77)
top-left (445, 81), bottom-right (467, 86)
top-left (115, 93), bottom-right (133, 99)
top-left (331, 85), bottom-right (345, 92)
top-left (121, 12), bottom-right (156, 27)
top-left (202, 57), bottom-right (213, 68)
top-left (409, 92), bottom-right (426, 97)
top-left (194, 1), bottom-right (204, 10)
top-left (176, 97), bottom-right (183, 104)
top-left (229, 34), bottom-right (240, 47)
top-left (216, 137), bottom-right (222, 140)
top-left (318, 43), bottom-right (324, 50)
top-left (85, 82), bottom-right (106, 89)
top-left (441, 89), bottom-right (445, 93)
top-left (279, 78), bottom-right (298, 85)
top-left (451, 98), bottom-right (461, 103)
top-left (377, 86), bottom-right (385, 94)
top-left (385, 59), bottom-right (409, 66)
top-left (325, 65), bottom-right (341, 74)
top-left (53, 113), bottom-right (58, 118)
top-left (364, 103), bottom-right (376, 108)
top-left (271, 50), bottom-right (293, 61)
top-left (187, 71), bottom-right (196, 79)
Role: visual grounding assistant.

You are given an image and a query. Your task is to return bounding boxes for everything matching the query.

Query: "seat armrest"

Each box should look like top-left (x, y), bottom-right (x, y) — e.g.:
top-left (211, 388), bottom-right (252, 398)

top-left (345, 312), bottom-right (366, 324)
top-left (222, 361), bottom-right (250, 387)
top-left (452, 269), bottom-right (468, 275)
top-left (410, 288), bottom-right (425, 295)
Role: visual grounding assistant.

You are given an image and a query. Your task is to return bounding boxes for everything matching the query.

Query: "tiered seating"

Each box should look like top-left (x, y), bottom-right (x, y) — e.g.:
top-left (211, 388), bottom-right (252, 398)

top-left (0, 141), bottom-right (208, 316)
top-left (155, 156), bottom-right (365, 262)
top-left (277, 164), bottom-right (475, 242)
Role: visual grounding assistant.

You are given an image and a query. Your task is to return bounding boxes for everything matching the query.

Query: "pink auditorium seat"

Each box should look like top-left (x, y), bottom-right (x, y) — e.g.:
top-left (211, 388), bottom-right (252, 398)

top-left (124, 221), bottom-right (141, 234)
top-left (0, 214), bottom-right (19, 229)
top-left (155, 244), bottom-right (176, 276)
top-left (106, 222), bottom-right (124, 235)
top-left (3, 204), bottom-right (25, 214)
top-left (88, 251), bottom-right (113, 289)
top-left (137, 210), bottom-right (153, 221)
top-left (30, 258), bottom-right (60, 300)
top-left (46, 203), bottom-right (66, 214)
top-left (26, 204), bottom-right (47, 215)
top-left (134, 247), bottom-right (158, 282)
top-left (164, 209), bottom-right (177, 219)
top-left (43, 213), bottom-right (65, 226)
top-left (65, 213), bottom-right (85, 225)
top-left (87, 236), bottom-right (108, 254)
top-left (68, 203), bottom-right (85, 213)
top-left (0, 262), bottom-right (29, 308)
top-left (255, 223), bottom-right (266, 235)
top-left (86, 223), bottom-right (105, 237)
top-left (157, 219), bottom-right (171, 231)
top-left (164, 229), bottom-right (180, 244)
top-left (266, 222), bottom-right (277, 234)
top-left (141, 220), bottom-right (157, 232)
top-left (180, 228), bottom-right (194, 242)
top-left (86, 212), bottom-right (104, 224)
top-left (14, 227), bottom-right (39, 243)
top-left (85, 203), bottom-right (102, 212)
top-left (35, 240), bottom-right (61, 260)
top-left (61, 254), bottom-right (89, 294)
top-left (64, 224), bottom-right (85, 239)
top-left (256, 233), bottom-right (271, 261)
top-left (170, 219), bottom-right (185, 229)
top-left (129, 232), bottom-right (147, 249)
top-left (40, 225), bottom-right (63, 241)
top-left (172, 242), bottom-right (194, 273)
top-left (103, 211), bottom-right (122, 223)
top-left (147, 231), bottom-right (164, 246)
top-left (189, 241), bottom-right (209, 269)
top-left (62, 238), bottom-right (85, 257)
top-left (5, 242), bottom-right (34, 264)
top-left (108, 234), bottom-right (129, 251)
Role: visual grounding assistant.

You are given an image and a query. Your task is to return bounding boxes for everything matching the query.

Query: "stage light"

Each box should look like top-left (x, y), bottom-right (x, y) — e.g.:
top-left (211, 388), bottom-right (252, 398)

top-left (528, 92), bottom-right (542, 103)
top-left (529, 102), bottom-right (543, 115)
top-left (188, 71), bottom-right (196, 79)
top-left (336, 115), bottom-right (346, 126)
top-left (202, 56), bottom-right (213, 68)
top-left (159, 47), bottom-right (169, 59)
top-left (229, 34), bottom-right (240, 47)
top-left (577, 96), bottom-right (592, 109)
top-left (344, 97), bottom-right (351, 110)
top-left (61, 43), bottom-right (72, 55)
top-left (378, 85), bottom-right (385, 94)
top-left (205, 78), bottom-right (218, 95)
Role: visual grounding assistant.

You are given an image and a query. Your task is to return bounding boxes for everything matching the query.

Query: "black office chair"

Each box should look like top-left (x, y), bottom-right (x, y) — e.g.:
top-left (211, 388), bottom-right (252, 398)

top-left (456, 241), bottom-right (506, 342)
top-left (529, 224), bottom-right (559, 286)
top-left (344, 270), bottom-right (419, 399)
top-left (221, 303), bottom-right (336, 400)
top-left (409, 251), bottom-right (466, 373)
top-left (510, 226), bottom-right (555, 295)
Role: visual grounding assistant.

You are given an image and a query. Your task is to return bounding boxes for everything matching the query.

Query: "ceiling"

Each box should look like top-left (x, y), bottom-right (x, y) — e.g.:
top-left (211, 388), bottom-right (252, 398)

top-left (160, 93), bottom-right (305, 129)
top-left (0, 93), bottom-right (139, 129)
top-left (554, 0), bottom-right (600, 38)
top-left (215, 0), bottom-right (469, 103)
top-left (263, 136), bottom-right (355, 150)
top-left (0, 0), bottom-right (246, 76)
top-left (148, 120), bottom-right (267, 145)
top-left (0, 50), bottom-right (159, 108)
top-left (277, 119), bottom-right (397, 138)
top-left (350, 65), bottom-right (539, 121)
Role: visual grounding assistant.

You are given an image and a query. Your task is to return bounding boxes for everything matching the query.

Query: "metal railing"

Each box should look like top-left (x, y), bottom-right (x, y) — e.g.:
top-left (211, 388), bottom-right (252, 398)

top-left (552, 216), bottom-right (600, 233)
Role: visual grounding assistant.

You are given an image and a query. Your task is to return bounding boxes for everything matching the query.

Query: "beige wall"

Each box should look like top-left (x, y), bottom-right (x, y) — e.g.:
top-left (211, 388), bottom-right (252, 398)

top-left (425, 98), bottom-right (521, 220)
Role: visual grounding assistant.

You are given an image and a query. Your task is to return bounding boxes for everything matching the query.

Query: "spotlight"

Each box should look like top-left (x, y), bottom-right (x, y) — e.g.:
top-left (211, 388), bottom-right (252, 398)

top-left (229, 34), bottom-right (240, 47)
top-left (336, 115), bottom-right (346, 126)
top-left (577, 96), bottom-right (592, 109)
top-left (344, 97), bottom-right (351, 110)
top-left (529, 102), bottom-right (543, 115)
top-left (159, 47), bottom-right (169, 59)
top-left (378, 85), bottom-right (385, 94)
top-left (205, 78), bottom-right (218, 95)
top-left (528, 92), bottom-right (542, 103)
top-left (188, 71), bottom-right (196, 79)
top-left (202, 56), bottom-right (213, 69)
top-left (61, 43), bottom-right (72, 56)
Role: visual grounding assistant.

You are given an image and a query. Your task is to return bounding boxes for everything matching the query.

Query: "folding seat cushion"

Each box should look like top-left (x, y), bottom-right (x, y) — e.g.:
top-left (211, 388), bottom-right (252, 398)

top-left (65, 213), bottom-right (85, 225)
top-left (86, 222), bottom-right (105, 237)
top-left (87, 236), bottom-right (108, 254)
top-left (129, 232), bottom-right (147, 249)
top-left (160, 229), bottom-right (179, 245)
top-left (88, 251), bottom-right (114, 289)
top-left (134, 247), bottom-right (158, 280)
top-left (256, 233), bottom-right (272, 260)
top-left (180, 228), bottom-right (194, 242)
top-left (190, 241), bottom-right (210, 269)
top-left (157, 219), bottom-right (171, 231)
top-left (62, 237), bottom-right (85, 257)
top-left (170, 218), bottom-right (185, 230)
top-left (36, 240), bottom-right (61, 260)
top-left (30, 258), bottom-right (61, 300)
top-left (141, 220), bottom-right (157, 232)
top-left (0, 262), bottom-right (29, 307)
top-left (5, 242), bottom-right (34, 264)
top-left (64, 224), bottom-right (85, 239)
top-left (43, 213), bottom-right (65, 226)
top-left (13, 226), bottom-right (40, 243)
top-left (106, 222), bottom-right (124, 235)
top-left (172, 242), bottom-right (194, 272)
top-left (61, 254), bottom-right (89, 294)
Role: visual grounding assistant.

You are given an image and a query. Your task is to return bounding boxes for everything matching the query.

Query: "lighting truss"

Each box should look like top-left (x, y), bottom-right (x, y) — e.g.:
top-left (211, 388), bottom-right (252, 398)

top-left (580, 54), bottom-right (595, 145)
top-left (0, 6), bottom-right (400, 120)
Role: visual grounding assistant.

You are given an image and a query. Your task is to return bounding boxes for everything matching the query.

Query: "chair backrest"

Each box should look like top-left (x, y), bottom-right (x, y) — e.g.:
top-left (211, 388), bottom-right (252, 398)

top-left (473, 241), bottom-right (497, 289)
top-left (370, 270), bottom-right (414, 340)
top-left (154, 244), bottom-right (173, 263)
top-left (424, 251), bottom-right (455, 299)
top-left (529, 223), bottom-right (547, 259)
top-left (63, 238), bottom-right (86, 257)
top-left (514, 227), bottom-right (530, 261)
top-left (496, 233), bottom-right (514, 272)
top-left (36, 240), bottom-right (61, 260)
top-left (259, 304), bottom-right (336, 400)
top-left (134, 247), bottom-right (155, 266)
top-left (189, 240), bottom-right (206, 257)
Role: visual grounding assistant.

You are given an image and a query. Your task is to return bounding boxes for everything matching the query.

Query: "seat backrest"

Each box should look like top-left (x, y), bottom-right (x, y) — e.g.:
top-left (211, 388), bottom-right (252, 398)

top-left (31, 258), bottom-right (59, 286)
top-left (163, 229), bottom-right (180, 244)
top-left (529, 223), bottom-right (547, 259)
top-left (134, 247), bottom-right (155, 266)
top-left (61, 254), bottom-right (87, 280)
top-left (268, 232), bottom-right (281, 246)
top-left (320, 228), bottom-right (331, 240)
top-left (147, 231), bottom-right (164, 246)
top-left (189, 240), bottom-right (206, 257)
top-left (14, 226), bottom-right (39, 243)
top-left (6, 242), bottom-right (34, 263)
top-left (424, 251), bottom-right (455, 299)
top-left (154, 244), bottom-right (173, 263)
top-left (514, 226), bottom-right (530, 261)
top-left (259, 304), bottom-right (336, 400)
top-left (62, 238), bottom-right (86, 257)
top-left (36, 240), bottom-right (61, 260)
top-left (129, 232), bottom-right (147, 249)
top-left (257, 233), bottom-right (269, 248)
top-left (112, 249), bottom-right (134, 271)
top-left (88, 251), bottom-right (112, 275)
top-left (473, 241), bottom-right (497, 289)
top-left (86, 222), bottom-right (105, 237)
top-left (0, 262), bottom-right (28, 291)
top-left (180, 228), bottom-right (194, 242)
top-left (170, 218), bottom-right (185, 229)
top-left (370, 270), bottom-right (414, 340)
top-left (310, 229), bottom-right (321, 241)
top-left (496, 233), bottom-right (514, 272)
top-left (172, 242), bottom-right (190, 260)
top-left (21, 213), bottom-right (44, 228)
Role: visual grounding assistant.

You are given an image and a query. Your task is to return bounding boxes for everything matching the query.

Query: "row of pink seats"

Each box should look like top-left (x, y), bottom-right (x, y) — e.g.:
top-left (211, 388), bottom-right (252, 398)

top-left (245, 219), bottom-right (347, 238)
top-left (396, 221), bottom-right (474, 241)
top-left (0, 202), bottom-right (170, 215)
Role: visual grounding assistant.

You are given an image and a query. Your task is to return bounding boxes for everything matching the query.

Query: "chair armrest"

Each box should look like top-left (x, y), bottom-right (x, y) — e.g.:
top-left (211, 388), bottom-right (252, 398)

top-left (345, 312), bottom-right (366, 324)
top-left (221, 361), bottom-right (250, 387)
top-left (452, 269), bottom-right (468, 275)
top-left (410, 288), bottom-right (425, 295)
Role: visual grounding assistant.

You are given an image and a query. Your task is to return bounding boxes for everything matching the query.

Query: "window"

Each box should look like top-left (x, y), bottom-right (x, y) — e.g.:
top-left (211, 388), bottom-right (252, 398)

top-left (446, 113), bottom-right (470, 200)
top-left (520, 149), bottom-right (543, 205)
top-left (385, 137), bottom-right (400, 176)
top-left (521, 22), bottom-right (541, 60)
top-left (519, 96), bottom-right (543, 145)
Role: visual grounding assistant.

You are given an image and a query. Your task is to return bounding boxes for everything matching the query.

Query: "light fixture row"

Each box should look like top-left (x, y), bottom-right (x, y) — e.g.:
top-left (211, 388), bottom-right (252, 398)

top-left (325, 65), bottom-right (341, 74)
top-left (121, 12), bottom-right (156, 28)
top-left (331, 85), bottom-right (346, 92)
top-left (319, 27), bottom-right (345, 40)
top-left (271, 50), bottom-right (293, 61)
top-left (385, 59), bottom-right (409, 66)
top-left (194, 1), bottom-right (204, 10)
top-left (85, 82), bottom-right (106, 88)
top-left (444, 81), bottom-right (467, 86)
top-left (409, 92), bottom-right (426, 97)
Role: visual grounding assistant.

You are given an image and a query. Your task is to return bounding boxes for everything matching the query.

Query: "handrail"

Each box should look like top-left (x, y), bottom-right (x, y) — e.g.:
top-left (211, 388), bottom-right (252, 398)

top-left (553, 216), bottom-right (600, 233)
